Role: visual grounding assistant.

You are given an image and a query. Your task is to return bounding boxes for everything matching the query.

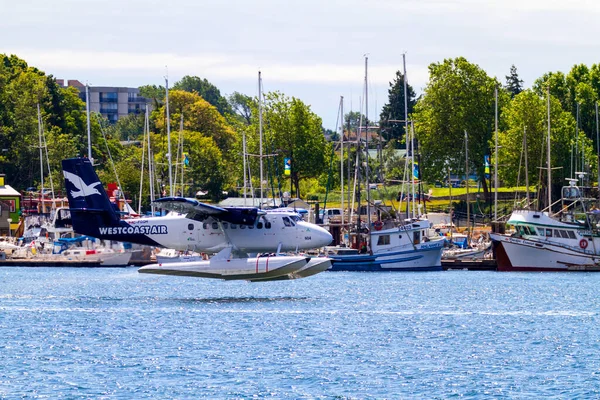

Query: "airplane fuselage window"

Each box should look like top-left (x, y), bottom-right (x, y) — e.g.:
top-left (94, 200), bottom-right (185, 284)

top-left (231, 224), bottom-right (237, 229)
top-left (188, 223), bottom-right (194, 230)
top-left (257, 222), bottom-right (263, 229)
top-left (203, 223), bottom-right (208, 230)
top-left (265, 222), bottom-right (272, 229)
top-left (240, 225), bottom-right (246, 229)
top-left (212, 222), bottom-right (219, 229)
top-left (222, 222), bottom-right (229, 229)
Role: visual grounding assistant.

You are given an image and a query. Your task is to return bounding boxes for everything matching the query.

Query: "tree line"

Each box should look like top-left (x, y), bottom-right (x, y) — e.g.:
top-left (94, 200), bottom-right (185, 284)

top-left (2, 52), bottom-right (600, 210)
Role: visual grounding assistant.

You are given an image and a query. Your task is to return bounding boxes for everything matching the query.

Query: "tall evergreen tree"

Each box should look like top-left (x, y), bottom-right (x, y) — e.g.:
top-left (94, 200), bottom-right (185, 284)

top-left (379, 70), bottom-right (416, 146)
top-left (505, 64), bottom-right (524, 98)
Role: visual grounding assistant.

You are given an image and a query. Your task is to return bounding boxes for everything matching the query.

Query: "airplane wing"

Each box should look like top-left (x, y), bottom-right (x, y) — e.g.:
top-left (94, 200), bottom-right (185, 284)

top-left (153, 197), bottom-right (265, 226)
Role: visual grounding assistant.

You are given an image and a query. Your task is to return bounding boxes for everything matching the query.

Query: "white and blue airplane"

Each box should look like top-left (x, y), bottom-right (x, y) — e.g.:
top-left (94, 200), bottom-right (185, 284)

top-left (62, 157), bottom-right (333, 280)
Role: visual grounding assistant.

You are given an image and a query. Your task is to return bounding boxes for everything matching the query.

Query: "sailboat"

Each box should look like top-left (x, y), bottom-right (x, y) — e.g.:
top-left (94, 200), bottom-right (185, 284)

top-left (489, 88), bottom-right (600, 271)
top-left (328, 55), bottom-right (445, 271)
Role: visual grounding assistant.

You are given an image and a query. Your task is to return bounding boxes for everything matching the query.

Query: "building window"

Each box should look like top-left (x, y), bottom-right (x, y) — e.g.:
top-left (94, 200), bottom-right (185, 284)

top-left (100, 92), bottom-right (118, 102)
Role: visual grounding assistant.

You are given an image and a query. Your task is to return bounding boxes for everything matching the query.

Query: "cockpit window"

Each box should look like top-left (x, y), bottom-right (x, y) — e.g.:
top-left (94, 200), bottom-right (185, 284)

top-left (282, 216), bottom-right (292, 227)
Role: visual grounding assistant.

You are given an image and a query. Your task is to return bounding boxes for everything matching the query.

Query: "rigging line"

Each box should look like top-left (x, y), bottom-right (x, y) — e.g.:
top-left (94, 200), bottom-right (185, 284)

top-left (323, 100), bottom-right (342, 214)
top-left (96, 114), bottom-right (125, 205)
top-left (38, 106), bottom-right (55, 200)
top-left (138, 106), bottom-right (148, 214)
top-left (514, 128), bottom-right (524, 208)
top-left (270, 140), bottom-right (282, 207)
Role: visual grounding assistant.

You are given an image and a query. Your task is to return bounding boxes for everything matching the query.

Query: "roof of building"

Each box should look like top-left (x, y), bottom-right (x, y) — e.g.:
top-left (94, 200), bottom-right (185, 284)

top-left (0, 185), bottom-right (21, 197)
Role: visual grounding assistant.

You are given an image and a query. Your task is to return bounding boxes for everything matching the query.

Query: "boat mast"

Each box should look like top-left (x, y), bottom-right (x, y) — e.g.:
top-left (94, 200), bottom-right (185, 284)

top-left (410, 122), bottom-right (416, 218)
top-left (524, 126), bottom-right (529, 207)
top-left (165, 76), bottom-right (173, 197)
top-left (494, 86), bottom-right (498, 220)
top-left (259, 71), bottom-right (264, 204)
top-left (340, 96), bottom-right (344, 229)
top-left (37, 103), bottom-right (44, 201)
top-left (465, 130), bottom-right (470, 239)
top-left (547, 87), bottom-right (552, 212)
top-left (364, 56), bottom-right (372, 252)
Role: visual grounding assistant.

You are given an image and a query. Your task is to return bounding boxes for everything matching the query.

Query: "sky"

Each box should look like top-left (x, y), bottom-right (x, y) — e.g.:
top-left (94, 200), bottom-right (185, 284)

top-left (3, 0), bottom-right (600, 129)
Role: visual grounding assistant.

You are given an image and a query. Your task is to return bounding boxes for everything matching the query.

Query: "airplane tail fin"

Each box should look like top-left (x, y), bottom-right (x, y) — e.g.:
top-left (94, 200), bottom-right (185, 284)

top-left (62, 157), bottom-right (121, 236)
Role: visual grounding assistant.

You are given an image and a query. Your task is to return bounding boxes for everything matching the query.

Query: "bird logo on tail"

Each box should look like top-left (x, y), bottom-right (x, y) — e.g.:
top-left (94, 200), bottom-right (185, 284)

top-left (63, 170), bottom-right (102, 198)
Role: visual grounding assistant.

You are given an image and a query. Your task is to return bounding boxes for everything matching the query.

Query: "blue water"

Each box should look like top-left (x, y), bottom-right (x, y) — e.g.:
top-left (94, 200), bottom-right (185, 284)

top-left (2, 268), bottom-right (600, 399)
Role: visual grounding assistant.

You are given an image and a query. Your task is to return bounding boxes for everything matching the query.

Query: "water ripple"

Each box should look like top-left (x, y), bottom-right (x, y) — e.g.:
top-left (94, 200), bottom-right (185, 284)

top-left (2, 269), bottom-right (600, 398)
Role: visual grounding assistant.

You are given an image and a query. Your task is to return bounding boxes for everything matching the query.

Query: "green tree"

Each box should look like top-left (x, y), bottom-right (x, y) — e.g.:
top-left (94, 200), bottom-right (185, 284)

top-left (412, 57), bottom-right (509, 198)
top-left (228, 91), bottom-right (254, 125)
top-left (173, 76), bottom-right (232, 116)
top-left (344, 111), bottom-right (368, 135)
top-left (496, 90), bottom-right (591, 196)
top-left (505, 64), bottom-right (524, 98)
top-left (248, 91), bottom-right (329, 197)
top-left (379, 70), bottom-right (416, 145)
top-left (150, 90), bottom-right (237, 199)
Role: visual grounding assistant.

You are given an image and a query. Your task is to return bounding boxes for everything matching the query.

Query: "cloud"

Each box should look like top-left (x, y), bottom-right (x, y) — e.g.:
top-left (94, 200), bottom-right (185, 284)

top-left (6, 48), bottom-right (430, 88)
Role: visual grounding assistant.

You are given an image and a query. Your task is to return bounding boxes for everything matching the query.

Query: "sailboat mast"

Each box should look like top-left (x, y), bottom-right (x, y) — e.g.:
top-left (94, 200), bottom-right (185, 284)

top-left (37, 104), bottom-right (44, 197)
top-left (165, 77), bottom-right (173, 197)
top-left (494, 86), bottom-right (498, 220)
top-left (411, 123), bottom-right (416, 218)
top-left (524, 126), bottom-right (529, 207)
top-left (258, 71), bottom-right (264, 203)
top-left (547, 87), bottom-right (552, 212)
top-left (340, 96), bottom-right (344, 229)
top-left (243, 131), bottom-right (247, 206)
top-left (465, 130), bottom-right (470, 239)
top-left (403, 53), bottom-right (408, 153)
top-left (86, 84), bottom-right (92, 161)
top-left (364, 56), bottom-right (372, 250)
top-left (179, 114), bottom-right (184, 194)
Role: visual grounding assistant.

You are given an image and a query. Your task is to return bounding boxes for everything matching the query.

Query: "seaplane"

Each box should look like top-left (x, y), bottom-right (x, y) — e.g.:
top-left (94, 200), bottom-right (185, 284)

top-left (61, 157), bottom-right (333, 281)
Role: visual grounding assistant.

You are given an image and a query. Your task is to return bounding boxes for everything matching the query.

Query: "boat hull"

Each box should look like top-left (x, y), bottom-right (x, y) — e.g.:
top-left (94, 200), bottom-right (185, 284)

top-left (490, 233), bottom-right (600, 272)
top-left (329, 242), bottom-right (444, 272)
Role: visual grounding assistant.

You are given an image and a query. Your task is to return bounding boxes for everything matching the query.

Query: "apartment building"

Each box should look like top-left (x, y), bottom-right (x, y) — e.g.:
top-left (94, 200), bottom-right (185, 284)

top-left (57, 79), bottom-right (150, 123)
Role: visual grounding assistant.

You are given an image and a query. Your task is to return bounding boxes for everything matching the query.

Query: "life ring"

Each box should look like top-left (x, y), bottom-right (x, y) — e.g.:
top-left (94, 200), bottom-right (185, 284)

top-left (374, 221), bottom-right (383, 231)
top-left (580, 239), bottom-right (588, 249)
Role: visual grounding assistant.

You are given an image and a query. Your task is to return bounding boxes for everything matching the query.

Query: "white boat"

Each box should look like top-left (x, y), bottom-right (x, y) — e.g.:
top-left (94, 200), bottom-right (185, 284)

top-left (490, 182), bottom-right (600, 271)
top-left (328, 219), bottom-right (445, 271)
top-left (60, 247), bottom-right (132, 266)
top-left (442, 233), bottom-right (492, 260)
top-left (154, 248), bottom-right (205, 263)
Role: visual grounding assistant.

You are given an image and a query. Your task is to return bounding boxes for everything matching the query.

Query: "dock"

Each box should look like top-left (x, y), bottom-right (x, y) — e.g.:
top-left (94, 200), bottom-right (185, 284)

top-left (0, 259), bottom-right (111, 268)
top-left (442, 259), bottom-right (497, 271)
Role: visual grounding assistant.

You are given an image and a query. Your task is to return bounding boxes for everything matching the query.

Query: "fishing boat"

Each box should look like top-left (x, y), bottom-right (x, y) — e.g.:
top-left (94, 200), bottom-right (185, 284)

top-left (489, 88), bottom-right (600, 271)
top-left (328, 55), bottom-right (444, 271)
top-left (490, 180), bottom-right (600, 271)
top-left (328, 219), bottom-right (444, 271)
